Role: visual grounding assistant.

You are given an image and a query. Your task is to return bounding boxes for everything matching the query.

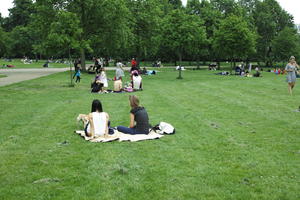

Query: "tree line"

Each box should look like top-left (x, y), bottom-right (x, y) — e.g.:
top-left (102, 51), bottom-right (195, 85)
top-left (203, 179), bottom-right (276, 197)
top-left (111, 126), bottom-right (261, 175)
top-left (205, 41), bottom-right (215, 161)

top-left (0, 0), bottom-right (299, 70)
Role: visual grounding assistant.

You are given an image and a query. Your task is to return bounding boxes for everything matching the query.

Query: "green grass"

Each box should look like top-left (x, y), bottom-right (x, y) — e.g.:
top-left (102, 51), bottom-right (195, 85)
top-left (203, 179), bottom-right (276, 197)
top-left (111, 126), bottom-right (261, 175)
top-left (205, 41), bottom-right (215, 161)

top-left (0, 74), bottom-right (7, 78)
top-left (0, 69), bottom-right (299, 200)
top-left (1, 59), bottom-right (71, 68)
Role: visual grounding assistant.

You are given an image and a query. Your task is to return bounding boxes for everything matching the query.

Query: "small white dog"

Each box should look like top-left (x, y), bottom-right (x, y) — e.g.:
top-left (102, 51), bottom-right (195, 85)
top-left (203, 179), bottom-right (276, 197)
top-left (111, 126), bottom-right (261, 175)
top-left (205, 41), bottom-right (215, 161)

top-left (77, 114), bottom-right (89, 128)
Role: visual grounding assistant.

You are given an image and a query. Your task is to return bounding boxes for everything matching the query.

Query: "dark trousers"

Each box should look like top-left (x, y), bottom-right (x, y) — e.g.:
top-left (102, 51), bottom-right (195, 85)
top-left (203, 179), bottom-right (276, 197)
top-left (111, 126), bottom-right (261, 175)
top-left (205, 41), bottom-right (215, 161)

top-left (117, 126), bottom-right (148, 134)
top-left (75, 76), bottom-right (81, 82)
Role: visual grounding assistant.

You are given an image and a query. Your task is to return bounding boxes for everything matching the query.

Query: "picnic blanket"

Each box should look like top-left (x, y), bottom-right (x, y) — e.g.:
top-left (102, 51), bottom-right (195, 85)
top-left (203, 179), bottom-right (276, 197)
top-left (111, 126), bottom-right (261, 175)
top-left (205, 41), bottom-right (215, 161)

top-left (75, 130), bottom-right (164, 142)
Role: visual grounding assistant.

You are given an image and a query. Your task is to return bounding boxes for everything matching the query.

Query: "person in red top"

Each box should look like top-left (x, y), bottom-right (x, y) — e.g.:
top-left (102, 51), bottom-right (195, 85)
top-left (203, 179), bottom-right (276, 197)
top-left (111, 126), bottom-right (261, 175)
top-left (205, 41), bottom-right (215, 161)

top-left (131, 58), bottom-right (137, 67)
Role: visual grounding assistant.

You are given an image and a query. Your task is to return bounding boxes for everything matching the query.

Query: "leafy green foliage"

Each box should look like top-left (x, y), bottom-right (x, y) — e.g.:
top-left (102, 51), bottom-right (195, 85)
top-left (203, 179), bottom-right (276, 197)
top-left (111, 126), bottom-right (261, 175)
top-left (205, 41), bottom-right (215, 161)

top-left (272, 27), bottom-right (300, 62)
top-left (3, 0), bottom-right (35, 31)
top-left (45, 11), bottom-right (83, 56)
top-left (0, 0), bottom-right (300, 64)
top-left (253, 0), bottom-right (294, 65)
top-left (161, 9), bottom-right (207, 63)
top-left (213, 15), bottom-right (257, 61)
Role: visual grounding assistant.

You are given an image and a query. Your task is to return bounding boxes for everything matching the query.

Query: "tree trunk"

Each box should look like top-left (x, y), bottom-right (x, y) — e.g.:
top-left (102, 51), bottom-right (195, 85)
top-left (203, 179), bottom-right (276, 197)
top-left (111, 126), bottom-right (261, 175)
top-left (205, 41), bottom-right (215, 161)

top-left (179, 52), bottom-right (182, 66)
top-left (80, 48), bottom-right (86, 71)
top-left (196, 58), bottom-right (200, 69)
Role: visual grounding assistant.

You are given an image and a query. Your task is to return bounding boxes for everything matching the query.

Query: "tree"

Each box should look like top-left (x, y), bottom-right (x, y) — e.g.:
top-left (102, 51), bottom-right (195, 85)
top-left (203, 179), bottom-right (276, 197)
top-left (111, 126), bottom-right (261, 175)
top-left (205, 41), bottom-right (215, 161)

top-left (161, 9), bottom-right (207, 65)
top-left (272, 27), bottom-right (300, 62)
top-left (45, 11), bottom-right (82, 55)
top-left (168, 0), bottom-right (182, 9)
top-left (8, 26), bottom-right (34, 57)
top-left (123, 0), bottom-right (164, 63)
top-left (253, 0), bottom-right (294, 66)
top-left (213, 15), bottom-right (257, 68)
top-left (90, 0), bottom-right (132, 62)
top-left (187, 0), bottom-right (222, 62)
top-left (0, 28), bottom-right (9, 57)
top-left (210, 0), bottom-right (241, 16)
top-left (3, 0), bottom-right (35, 31)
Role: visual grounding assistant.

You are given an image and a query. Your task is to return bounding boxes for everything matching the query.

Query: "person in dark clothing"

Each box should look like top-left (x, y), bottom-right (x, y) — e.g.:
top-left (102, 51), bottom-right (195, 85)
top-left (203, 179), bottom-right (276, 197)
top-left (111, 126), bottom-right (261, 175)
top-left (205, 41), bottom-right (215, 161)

top-left (117, 95), bottom-right (150, 134)
top-left (91, 80), bottom-right (104, 93)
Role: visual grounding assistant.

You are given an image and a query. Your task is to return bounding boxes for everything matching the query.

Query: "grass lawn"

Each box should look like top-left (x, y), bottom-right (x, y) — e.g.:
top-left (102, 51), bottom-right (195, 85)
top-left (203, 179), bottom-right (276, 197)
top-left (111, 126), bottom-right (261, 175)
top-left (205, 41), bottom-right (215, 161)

top-left (0, 68), bottom-right (299, 200)
top-left (1, 59), bottom-right (71, 69)
top-left (0, 74), bottom-right (7, 78)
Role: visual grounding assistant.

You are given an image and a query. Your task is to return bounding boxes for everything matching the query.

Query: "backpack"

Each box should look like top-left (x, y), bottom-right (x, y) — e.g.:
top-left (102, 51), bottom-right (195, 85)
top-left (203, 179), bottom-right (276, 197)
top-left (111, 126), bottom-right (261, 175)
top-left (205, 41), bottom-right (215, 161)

top-left (152, 122), bottom-right (175, 134)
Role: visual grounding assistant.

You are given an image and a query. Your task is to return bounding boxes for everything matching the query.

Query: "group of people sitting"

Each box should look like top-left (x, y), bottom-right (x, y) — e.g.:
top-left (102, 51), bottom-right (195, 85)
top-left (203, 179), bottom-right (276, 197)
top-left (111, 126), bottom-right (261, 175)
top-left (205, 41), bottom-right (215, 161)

top-left (268, 68), bottom-right (286, 75)
top-left (235, 66), bottom-right (261, 77)
top-left (90, 61), bottom-right (143, 93)
top-left (81, 95), bottom-right (150, 137)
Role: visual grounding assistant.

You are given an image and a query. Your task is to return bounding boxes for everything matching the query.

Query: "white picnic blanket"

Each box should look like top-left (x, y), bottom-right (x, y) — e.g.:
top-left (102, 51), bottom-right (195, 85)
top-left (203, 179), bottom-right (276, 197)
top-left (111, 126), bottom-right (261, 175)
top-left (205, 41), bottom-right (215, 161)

top-left (75, 130), bottom-right (164, 142)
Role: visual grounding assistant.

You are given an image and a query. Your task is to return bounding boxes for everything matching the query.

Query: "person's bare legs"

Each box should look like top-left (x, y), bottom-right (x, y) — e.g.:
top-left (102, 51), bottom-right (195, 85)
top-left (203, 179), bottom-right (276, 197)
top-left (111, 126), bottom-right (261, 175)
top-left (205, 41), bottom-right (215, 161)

top-left (288, 83), bottom-right (292, 95)
top-left (291, 82), bottom-right (295, 89)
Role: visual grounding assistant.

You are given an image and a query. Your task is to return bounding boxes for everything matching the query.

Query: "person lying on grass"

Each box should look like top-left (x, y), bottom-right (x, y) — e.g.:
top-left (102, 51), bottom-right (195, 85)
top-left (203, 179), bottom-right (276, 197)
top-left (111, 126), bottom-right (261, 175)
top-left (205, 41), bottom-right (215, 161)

top-left (78, 99), bottom-right (109, 137)
top-left (117, 95), bottom-right (150, 135)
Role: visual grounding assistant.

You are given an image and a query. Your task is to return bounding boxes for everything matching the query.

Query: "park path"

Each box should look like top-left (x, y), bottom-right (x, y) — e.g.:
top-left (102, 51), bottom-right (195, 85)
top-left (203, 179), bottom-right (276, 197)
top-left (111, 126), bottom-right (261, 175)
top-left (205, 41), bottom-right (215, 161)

top-left (0, 68), bottom-right (69, 87)
top-left (0, 66), bottom-right (133, 87)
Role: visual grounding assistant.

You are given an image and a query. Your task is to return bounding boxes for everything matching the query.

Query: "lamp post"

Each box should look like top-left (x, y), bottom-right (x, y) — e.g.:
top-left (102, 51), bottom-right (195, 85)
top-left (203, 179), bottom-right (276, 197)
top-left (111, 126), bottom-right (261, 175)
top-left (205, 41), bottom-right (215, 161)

top-left (177, 66), bottom-right (183, 79)
top-left (69, 47), bottom-right (74, 87)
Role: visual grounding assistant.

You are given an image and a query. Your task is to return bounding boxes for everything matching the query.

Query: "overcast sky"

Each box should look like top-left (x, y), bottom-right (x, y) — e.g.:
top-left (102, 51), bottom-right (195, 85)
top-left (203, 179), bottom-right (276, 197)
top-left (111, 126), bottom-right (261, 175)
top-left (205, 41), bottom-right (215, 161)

top-left (0, 0), bottom-right (299, 24)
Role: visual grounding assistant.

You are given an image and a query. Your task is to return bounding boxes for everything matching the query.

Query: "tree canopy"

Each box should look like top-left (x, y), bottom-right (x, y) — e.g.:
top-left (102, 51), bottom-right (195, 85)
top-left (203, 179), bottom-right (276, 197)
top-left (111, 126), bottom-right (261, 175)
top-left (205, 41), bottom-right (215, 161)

top-left (0, 0), bottom-right (299, 67)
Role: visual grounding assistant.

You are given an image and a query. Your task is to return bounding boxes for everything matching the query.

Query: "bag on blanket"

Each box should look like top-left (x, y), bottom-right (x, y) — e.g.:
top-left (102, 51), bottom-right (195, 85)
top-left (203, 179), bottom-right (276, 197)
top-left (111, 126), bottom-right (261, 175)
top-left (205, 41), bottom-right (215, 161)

top-left (152, 122), bottom-right (175, 134)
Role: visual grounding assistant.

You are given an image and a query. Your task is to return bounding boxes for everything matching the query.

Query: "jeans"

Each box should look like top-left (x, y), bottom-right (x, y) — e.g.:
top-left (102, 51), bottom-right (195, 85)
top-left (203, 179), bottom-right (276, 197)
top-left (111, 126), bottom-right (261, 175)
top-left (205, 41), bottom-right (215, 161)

top-left (117, 126), bottom-right (147, 135)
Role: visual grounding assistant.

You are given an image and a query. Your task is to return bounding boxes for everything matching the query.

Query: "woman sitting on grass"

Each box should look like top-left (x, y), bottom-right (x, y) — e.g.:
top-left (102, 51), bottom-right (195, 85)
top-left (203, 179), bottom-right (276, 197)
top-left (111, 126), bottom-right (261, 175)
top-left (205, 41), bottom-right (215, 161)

top-left (132, 72), bottom-right (142, 90)
top-left (84, 99), bottom-right (109, 137)
top-left (117, 95), bottom-right (150, 135)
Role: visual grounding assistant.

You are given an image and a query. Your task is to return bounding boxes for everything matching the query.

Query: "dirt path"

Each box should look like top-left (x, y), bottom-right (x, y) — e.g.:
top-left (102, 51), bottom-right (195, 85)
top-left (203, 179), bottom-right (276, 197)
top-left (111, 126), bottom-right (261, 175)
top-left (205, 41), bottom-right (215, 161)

top-left (0, 68), bottom-right (69, 87)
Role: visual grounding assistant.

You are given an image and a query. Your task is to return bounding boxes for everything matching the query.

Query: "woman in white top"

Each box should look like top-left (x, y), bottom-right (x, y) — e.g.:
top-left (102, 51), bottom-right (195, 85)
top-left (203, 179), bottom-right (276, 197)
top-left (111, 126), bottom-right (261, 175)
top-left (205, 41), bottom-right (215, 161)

top-left (132, 72), bottom-right (142, 90)
top-left (85, 99), bottom-right (109, 137)
top-left (99, 67), bottom-right (108, 92)
top-left (285, 56), bottom-right (299, 95)
top-left (116, 61), bottom-right (125, 80)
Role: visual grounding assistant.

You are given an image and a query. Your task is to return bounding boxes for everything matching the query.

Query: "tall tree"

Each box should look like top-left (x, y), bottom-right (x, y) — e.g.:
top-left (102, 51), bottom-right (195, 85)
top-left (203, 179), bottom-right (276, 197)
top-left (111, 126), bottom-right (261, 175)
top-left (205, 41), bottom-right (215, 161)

top-left (90, 0), bottom-right (132, 62)
top-left (253, 0), bottom-right (294, 66)
top-left (126, 0), bottom-right (164, 63)
top-left (4, 0), bottom-right (35, 31)
top-left (8, 26), bottom-right (34, 57)
top-left (0, 28), bottom-right (9, 57)
top-left (161, 9), bottom-right (207, 64)
top-left (272, 27), bottom-right (300, 62)
top-left (213, 15), bottom-right (257, 67)
top-left (210, 0), bottom-right (241, 17)
top-left (168, 0), bottom-right (182, 9)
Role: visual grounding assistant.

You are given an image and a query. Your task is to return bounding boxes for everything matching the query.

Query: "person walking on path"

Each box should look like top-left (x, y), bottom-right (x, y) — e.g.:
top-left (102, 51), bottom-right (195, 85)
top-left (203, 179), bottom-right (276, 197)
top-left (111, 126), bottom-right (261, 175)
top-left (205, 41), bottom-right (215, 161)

top-left (285, 56), bottom-right (299, 95)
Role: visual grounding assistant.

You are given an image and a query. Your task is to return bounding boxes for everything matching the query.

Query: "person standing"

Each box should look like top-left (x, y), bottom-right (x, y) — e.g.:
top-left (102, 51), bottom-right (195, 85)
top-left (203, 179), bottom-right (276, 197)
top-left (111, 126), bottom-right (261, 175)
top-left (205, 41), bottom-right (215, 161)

top-left (116, 61), bottom-right (125, 80)
top-left (131, 58), bottom-right (137, 68)
top-left (285, 56), bottom-right (299, 95)
top-left (75, 68), bottom-right (81, 83)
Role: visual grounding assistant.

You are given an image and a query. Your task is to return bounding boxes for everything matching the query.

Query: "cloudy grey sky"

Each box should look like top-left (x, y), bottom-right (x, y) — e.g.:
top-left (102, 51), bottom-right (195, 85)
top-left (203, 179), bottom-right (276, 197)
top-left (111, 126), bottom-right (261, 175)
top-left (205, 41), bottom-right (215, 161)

top-left (0, 0), bottom-right (300, 24)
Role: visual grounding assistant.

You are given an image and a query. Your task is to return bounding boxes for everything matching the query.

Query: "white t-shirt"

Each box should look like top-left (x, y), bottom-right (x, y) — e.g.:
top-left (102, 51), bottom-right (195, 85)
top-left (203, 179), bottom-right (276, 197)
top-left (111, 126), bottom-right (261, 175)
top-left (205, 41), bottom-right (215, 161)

top-left (133, 75), bottom-right (142, 90)
top-left (100, 71), bottom-right (108, 87)
top-left (87, 112), bottom-right (107, 136)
